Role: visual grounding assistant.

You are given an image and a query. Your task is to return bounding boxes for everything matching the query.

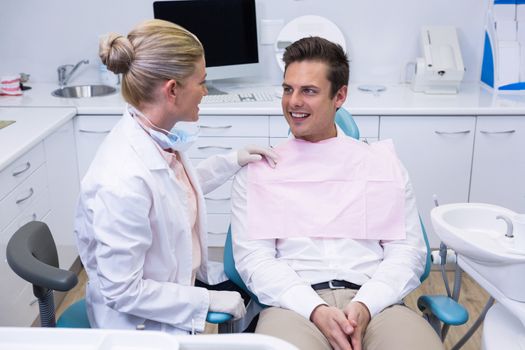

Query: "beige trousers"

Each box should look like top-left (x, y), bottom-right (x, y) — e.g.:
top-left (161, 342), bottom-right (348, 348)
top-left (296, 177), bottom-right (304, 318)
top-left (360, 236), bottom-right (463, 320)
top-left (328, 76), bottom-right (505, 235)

top-left (255, 289), bottom-right (444, 350)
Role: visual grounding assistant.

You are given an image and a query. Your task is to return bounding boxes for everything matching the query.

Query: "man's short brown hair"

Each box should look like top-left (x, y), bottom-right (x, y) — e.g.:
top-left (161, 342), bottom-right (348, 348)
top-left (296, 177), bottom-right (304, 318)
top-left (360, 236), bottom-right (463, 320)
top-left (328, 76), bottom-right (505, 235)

top-left (283, 36), bottom-right (349, 98)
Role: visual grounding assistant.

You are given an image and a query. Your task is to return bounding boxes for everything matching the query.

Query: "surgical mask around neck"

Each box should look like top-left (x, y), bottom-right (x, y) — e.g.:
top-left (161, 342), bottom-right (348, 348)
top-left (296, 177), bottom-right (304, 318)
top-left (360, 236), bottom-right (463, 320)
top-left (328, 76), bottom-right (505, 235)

top-left (128, 105), bottom-right (199, 152)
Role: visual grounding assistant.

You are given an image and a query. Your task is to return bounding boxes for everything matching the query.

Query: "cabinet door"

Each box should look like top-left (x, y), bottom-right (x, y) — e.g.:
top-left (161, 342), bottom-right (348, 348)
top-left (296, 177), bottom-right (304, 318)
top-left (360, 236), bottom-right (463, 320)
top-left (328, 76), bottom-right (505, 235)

top-left (470, 116), bottom-right (525, 212)
top-left (380, 116), bottom-right (476, 247)
top-left (44, 120), bottom-right (80, 269)
top-left (74, 115), bottom-right (120, 179)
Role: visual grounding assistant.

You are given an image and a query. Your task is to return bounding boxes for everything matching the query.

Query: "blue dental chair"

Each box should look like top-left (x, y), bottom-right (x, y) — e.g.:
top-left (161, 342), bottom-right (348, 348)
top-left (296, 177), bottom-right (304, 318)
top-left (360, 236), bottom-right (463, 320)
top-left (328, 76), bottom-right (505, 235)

top-left (224, 107), bottom-right (470, 336)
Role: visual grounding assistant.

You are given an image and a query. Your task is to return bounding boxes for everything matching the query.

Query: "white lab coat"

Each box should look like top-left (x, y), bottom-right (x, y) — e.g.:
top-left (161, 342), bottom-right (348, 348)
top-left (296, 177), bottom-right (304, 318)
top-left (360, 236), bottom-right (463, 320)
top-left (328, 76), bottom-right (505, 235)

top-left (74, 108), bottom-right (241, 334)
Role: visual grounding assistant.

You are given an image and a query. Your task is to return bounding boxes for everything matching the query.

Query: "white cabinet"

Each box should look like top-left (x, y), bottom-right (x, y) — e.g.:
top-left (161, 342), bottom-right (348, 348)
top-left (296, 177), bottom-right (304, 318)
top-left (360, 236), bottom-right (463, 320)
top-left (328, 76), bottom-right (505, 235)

top-left (192, 115), bottom-right (269, 246)
top-left (0, 120), bottom-right (79, 326)
top-left (379, 116), bottom-right (476, 247)
top-left (470, 116), bottom-right (525, 213)
top-left (0, 143), bottom-right (50, 243)
top-left (74, 115), bottom-right (120, 179)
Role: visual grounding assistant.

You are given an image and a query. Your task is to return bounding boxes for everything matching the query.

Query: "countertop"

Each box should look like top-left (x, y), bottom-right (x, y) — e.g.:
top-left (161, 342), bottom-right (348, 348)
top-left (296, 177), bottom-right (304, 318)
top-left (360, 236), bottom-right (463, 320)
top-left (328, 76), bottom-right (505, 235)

top-left (0, 107), bottom-right (76, 171)
top-left (1, 82), bottom-right (525, 115)
top-left (2, 82), bottom-right (525, 170)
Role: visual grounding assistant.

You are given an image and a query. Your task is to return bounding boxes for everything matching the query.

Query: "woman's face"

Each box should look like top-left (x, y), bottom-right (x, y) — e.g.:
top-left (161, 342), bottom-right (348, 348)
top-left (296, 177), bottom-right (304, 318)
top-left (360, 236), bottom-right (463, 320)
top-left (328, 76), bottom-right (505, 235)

top-left (175, 56), bottom-right (208, 122)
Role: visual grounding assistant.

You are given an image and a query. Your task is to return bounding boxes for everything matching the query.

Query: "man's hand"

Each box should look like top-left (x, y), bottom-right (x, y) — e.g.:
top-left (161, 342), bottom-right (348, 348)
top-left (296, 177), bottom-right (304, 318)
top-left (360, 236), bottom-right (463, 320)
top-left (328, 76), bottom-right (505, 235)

top-left (310, 304), bottom-right (357, 350)
top-left (343, 302), bottom-right (371, 350)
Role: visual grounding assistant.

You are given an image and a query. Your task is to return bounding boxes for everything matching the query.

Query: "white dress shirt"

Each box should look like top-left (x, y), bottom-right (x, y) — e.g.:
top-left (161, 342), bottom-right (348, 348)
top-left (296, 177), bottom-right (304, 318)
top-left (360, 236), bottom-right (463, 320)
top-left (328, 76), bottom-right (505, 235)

top-left (231, 129), bottom-right (426, 320)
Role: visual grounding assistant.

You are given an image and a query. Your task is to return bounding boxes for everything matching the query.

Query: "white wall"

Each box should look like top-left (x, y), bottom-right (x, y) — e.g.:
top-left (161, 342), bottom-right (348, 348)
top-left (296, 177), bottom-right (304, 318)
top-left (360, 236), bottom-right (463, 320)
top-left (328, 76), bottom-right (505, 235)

top-left (0, 0), bottom-right (489, 85)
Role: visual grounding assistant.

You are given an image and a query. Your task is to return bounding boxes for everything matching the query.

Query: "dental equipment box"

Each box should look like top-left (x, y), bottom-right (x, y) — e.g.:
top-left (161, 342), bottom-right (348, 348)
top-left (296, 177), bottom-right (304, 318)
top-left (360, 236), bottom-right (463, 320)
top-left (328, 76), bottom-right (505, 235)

top-left (411, 26), bottom-right (465, 94)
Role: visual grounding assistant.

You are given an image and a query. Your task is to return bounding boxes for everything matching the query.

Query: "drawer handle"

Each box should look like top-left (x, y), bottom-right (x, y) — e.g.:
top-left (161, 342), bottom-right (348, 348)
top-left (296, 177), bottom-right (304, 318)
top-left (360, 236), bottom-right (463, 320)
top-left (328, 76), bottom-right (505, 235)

top-left (199, 125), bottom-right (233, 129)
top-left (434, 130), bottom-right (471, 135)
top-left (480, 129), bottom-right (516, 134)
top-left (208, 231), bottom-right (227, 235)
top-left (79, 129), bottom-right (111, 134)
top-left (204, 196), bottom-right (231, 201)
top-left (12, 162), bottom-right (31, 177)
top-left (16, 188), bottom-right (34, 204)
top-left (197, 146), bottom-right (233, 150)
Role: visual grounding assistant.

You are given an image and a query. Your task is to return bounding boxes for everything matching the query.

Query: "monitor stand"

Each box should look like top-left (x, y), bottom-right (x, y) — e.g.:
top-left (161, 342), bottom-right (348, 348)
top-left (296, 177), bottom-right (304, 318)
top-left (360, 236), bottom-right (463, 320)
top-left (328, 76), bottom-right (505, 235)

top-left (206, 84), bottom-right (227, 95)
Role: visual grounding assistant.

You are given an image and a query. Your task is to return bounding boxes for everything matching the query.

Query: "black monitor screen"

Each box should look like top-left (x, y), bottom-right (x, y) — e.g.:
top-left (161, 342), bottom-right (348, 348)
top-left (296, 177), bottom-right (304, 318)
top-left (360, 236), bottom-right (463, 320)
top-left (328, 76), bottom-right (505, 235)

top-left (153, 0), bottom-right (259, 68)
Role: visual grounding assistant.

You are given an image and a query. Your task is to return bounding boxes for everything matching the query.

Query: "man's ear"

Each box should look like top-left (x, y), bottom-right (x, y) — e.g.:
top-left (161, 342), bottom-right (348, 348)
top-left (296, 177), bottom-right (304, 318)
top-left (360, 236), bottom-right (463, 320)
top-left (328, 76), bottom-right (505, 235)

top-left (334, 85), bottom-right (348, 108)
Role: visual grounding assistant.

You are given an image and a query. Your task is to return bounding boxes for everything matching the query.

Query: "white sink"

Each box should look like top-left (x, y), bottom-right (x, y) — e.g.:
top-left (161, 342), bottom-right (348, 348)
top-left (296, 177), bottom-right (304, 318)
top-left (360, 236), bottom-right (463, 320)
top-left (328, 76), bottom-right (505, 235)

top-left (431, 203), bottom-right (525, 301)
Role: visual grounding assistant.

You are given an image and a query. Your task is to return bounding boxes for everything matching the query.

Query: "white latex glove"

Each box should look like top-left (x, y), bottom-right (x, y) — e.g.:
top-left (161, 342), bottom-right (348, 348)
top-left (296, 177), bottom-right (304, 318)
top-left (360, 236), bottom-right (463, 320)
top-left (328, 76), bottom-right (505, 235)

top-left (208, 290), bottom-right (246, 320)
top-left (237, 145), bottom-right (279, 168)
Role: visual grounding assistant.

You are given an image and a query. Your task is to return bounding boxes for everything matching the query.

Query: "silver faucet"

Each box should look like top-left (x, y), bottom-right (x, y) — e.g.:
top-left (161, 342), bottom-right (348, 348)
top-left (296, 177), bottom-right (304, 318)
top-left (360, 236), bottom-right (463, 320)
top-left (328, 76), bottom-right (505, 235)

top-left (496, 215), bottom-right (514, 238)
top-left (57, 59), bottom-right (89, 87)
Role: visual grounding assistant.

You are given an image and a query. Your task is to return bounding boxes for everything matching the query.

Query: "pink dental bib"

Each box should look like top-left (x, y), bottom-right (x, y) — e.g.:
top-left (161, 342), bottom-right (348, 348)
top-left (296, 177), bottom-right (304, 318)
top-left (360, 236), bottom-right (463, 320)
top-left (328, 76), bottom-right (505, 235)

top-left (247, 137), bottom-right (406, 240)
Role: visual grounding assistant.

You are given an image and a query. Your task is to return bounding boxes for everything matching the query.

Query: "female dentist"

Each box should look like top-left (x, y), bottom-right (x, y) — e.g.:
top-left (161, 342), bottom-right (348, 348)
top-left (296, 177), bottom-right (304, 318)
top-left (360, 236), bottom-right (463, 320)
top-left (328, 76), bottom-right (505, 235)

top-left (74, 19), bottom-right (277, 334)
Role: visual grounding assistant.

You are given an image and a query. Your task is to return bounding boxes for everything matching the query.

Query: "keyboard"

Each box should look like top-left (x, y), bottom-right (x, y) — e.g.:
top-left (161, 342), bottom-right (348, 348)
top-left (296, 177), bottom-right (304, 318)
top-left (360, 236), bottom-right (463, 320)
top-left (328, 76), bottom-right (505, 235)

top-left (201, 90), bottom-right (275, 104)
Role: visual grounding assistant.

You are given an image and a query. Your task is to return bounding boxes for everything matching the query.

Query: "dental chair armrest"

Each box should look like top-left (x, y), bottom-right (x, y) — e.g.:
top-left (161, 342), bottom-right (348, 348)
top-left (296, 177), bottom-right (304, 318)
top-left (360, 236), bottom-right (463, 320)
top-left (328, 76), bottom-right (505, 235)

top-left (206, 312), bottom-right (233, 324)
top-left (417, 295), bottom-right (469, 326)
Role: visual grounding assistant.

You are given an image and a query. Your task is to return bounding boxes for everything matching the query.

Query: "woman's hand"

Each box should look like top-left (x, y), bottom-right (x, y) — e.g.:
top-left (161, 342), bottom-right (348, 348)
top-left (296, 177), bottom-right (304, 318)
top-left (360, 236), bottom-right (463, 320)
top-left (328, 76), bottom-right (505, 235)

top-left (208, 290), bottom-right (246, 320)
top-left (237, 145), bottom-right (279, 168)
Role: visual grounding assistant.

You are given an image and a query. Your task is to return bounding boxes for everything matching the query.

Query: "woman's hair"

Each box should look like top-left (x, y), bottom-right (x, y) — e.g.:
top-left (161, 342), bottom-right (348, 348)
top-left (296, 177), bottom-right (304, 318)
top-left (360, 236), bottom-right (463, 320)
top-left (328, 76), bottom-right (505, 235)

top-left (99, 19), bottom-right (204, 106)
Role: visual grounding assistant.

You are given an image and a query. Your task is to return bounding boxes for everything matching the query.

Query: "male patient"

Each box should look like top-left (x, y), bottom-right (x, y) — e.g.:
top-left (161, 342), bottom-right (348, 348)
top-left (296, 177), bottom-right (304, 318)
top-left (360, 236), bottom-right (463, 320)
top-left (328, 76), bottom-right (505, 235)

top-left (231, 37), bottom-right (443, 350)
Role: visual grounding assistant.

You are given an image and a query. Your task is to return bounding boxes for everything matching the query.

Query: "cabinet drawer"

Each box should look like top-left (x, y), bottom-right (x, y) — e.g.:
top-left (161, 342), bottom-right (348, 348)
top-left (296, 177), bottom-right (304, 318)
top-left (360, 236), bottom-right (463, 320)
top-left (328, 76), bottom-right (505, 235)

top-left (0, 191), bottom-right (51, 245)
top-left (270, 137), bottom-right (288, 147)
top-left (75, 115), bottom-right (120, 179)
top-left (188, 137), bottom-right (268, 158)
top-left (9, 284), bottom-right (39, 326)
top-left (0, 143), bottom-right (45, 200)
top-left (206, 214), bottom-right (230, 247)
top-left (204, 181), bottom-right (232, 214)
top-left (269, 116), bottom-right (288, 137)
top-left (0, 164), bottom-right (49, 231)
top-left (0, 283), bottom-right (39, 326)
top-left (195, 115), bottom-right (268, 137)
top-left (0, 245), bottom-right (33, 311)
top-left (75, 115), bottom-right (120, 132)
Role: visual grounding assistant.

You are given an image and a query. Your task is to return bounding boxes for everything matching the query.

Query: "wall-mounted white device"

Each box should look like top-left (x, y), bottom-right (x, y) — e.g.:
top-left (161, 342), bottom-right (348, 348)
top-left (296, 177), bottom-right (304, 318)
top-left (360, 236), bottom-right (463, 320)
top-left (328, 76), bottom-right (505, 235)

top-left (274, 15), bottom-right (346, 71)
top-left (411, 26), bottom-right (465, 94)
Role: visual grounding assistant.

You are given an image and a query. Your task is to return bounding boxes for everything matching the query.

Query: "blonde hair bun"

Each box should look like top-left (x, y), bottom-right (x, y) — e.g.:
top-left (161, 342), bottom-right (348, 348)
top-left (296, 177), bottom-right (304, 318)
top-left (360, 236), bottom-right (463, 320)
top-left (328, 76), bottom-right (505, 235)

top-left (99, 33), bottom-right (135, 74)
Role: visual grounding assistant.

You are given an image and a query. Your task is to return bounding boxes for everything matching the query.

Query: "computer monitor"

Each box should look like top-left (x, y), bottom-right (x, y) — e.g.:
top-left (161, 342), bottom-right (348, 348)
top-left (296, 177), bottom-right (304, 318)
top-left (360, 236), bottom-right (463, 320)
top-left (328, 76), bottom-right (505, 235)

top-left (153, 0), bottom-right (260, 83)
